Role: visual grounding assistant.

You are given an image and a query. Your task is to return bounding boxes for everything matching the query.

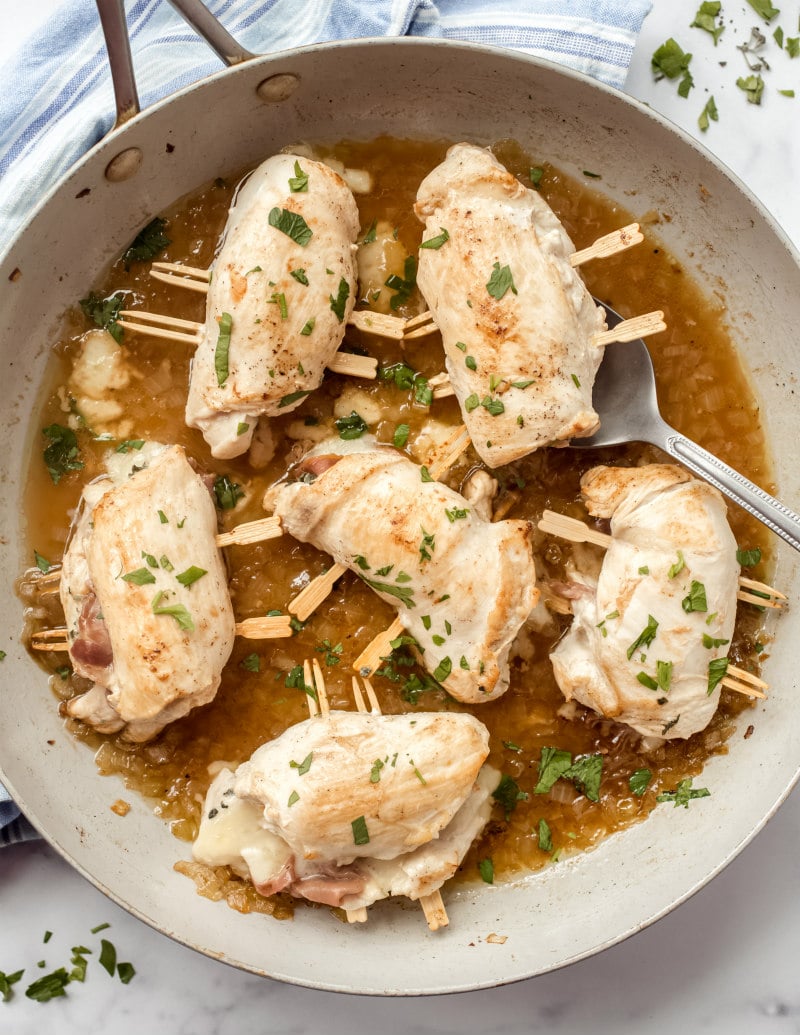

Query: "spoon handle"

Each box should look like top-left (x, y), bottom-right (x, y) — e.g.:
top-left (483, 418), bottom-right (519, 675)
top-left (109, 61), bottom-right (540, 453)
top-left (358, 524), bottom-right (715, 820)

top-left (657, 423), bottom-right (800, 552)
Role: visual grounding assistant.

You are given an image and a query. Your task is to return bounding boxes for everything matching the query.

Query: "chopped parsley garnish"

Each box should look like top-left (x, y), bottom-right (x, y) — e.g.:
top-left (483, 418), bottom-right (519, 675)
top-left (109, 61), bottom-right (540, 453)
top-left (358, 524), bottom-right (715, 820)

top-left (157, 510), bottom-right (168, 524)
top-left (287, 790), bottom-right (300, 807)
top-left (651, 38), bottom-right (694, 98)
top-left (214, 311), bottom-right (232, 386)
top-left (707, 657), bottom-right (729, 695)
top-left (464, 355), bottom-right (477, 371)
top-left (534, 747), bottom-right (603, 802)
top-left (421, 615), bottom-right (432, 631)
top-left (122, 217), bottom-right (170, 268)
top-left (656, 777), bottom-right (710, 807)
top-left (736, 546), bottom-right (762, 567)
top-left (418, 527), bottom-right (435, 563)
top-left (24, 968), bottom-right (70, 1002)
top-left (142, 551), bottom-right (158, 568)
top-left (464, 393), bottom-right (480, 412)
top-left (638, 566), bottom-right (650, 575)
top-left (278, 389), bottom-right (312, 408)
top-left (0, 969), bottom-right (24, 1002)
top-left (420, 227), bottom-right (450, 250)
top-left (288, 160), bottom-right (309, 192)
top-left (34, 550), bottom-right (51, 573)
top-left (511, 379), bottom-right (535, 389)
top-left (300, 318), bottom-right (315, 336)
top-left (290, 268), bottom-right (309, 285)
top-left (698, 95), bottom-right (719, 132)
top-left (236, 422), bottom-right (250, 437)
top-left (534, 747), bottom-right (573, 794)
top-left (420, 465), bottom-right (433, 483)
top-left (385, 255), bottom-right (417, 310)
top-left (656, 659), bottom-right (673, 692)
top-left (151, 592), bottom-right (194, 632)
top-left (571, 373), bottom-right (581, 389)
top-left (460, 656), bottom-right (470, 670)
top-left (682, 580), bottom-right (708, 613)
top-left (481, 395), bottom-right (505, 416)
top-left (213, 474), bottom-right (244, 510)
top-left (79, 291), bottom-right (125, 343)
top-left (370, 758), bottom-right (384, 783)
top-left (626, 615), bottom-right (659, 659)
top-left (351, 815), bottom-right (370, 846)
top-left (329, 277), bottom-right (350, 322)
top-left (737, 73), bottom-right (765, 104)
top-left (289, 752), bottom-right (313, 776)
top-left (42, 423), bottom-right (83, 484)
top-left (268, 206), bottom-right (313, 246)
top-left (353, 555), bottom-right (370, 570)
top-left (668, 550), bottom-right (686, 578)
top-left (121, 567), bottom-right (156, 586)
top-left (361, 219), bottom-right (377, 244)
top-left (268, 292), bottom-right (288, 320)
top-left (563, 755), bottom-right (603, 803)
top-left (431, 634), bottom-right (445, 646)
top-left (117, 962), bottom-right (136, 985)
top-left (478, 857), bottom-right (494, 884)
top-left (537, 818), bottom-right (553, 852)
top-left (335, 410), bottom-right (368, 440)
top-left (393, 423), bottom-right (410, 448)
top-left (315, 639), bottom-right (343, 666)
top-left (432, 656), bottom-right (452, 682)
top-left (359, 573), bottom-right (416, 608)
top-left (629, 768), bottom-right (652, 797)
top-left (285, 665), bottom-right (317, 702)
top-left (637, 672), bottom-right (659, 691)
top-left (745, 0), bottom-right (780, 22)
top-left (702, 633), bottom-right (730, 649)
top-left (176, 566), bottom-right (207, 588)
top-left (375, 564), bottom-right (393, 577)
top-left (582, 170), bottom-right (602, 178)
top-left (529, 166), bottom-right (544, 187)
top-left (486, 261), bottom-right (518, 300)
top-left (98, 939), bottom-right (117, 978)
top-left (239, 653), bottom-right (260, 672)
top-left (115, 439), bottom-right (145, 454)
top-left (691, 2), bottom-right (724, 44)
top-left (445, 506), bottom-right (469, 522)
top-left (492, 774), bottom-right (529, 818)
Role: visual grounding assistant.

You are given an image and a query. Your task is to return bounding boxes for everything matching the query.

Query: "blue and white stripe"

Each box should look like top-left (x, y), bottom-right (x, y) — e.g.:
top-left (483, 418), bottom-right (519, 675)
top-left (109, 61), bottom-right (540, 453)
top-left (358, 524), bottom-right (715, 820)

top-left (0, 0), bottom-right (651, 845)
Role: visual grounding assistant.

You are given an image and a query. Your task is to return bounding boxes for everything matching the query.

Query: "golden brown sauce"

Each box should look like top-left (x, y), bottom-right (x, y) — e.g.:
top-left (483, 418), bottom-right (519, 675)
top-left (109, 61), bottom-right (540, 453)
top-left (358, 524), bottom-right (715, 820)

top-left (22, 138), bottom-right (771, 909)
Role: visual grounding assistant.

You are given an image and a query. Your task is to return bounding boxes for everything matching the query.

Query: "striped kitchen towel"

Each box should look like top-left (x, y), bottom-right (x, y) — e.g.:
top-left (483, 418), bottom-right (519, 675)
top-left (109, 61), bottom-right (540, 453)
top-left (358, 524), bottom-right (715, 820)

top-left (0, 0), bottom-right (651, 845)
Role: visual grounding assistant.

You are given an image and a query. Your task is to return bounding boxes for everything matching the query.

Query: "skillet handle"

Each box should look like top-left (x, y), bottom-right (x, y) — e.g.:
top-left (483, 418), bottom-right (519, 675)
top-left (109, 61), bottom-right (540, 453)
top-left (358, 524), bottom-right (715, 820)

top-left (95, 0), bottom-right (140, 128)
top-left (95, 0), bottom-right (257, 133)
top-left (165, 0), bottom-right (257, 65)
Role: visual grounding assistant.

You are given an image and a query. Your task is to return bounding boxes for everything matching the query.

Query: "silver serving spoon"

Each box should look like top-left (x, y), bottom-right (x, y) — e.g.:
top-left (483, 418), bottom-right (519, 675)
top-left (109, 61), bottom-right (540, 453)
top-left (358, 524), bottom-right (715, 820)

top-left (571, 304), bottom-right (800, 553)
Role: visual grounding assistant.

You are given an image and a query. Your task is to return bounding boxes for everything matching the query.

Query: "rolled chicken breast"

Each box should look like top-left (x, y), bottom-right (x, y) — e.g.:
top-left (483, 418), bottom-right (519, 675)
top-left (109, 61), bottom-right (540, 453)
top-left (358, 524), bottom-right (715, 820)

top-left (185, 154), bottom-right (360, 459)
top-left (193, 711), bottom-right (498, 910)
top-left (61, 444), bottom-right (235, 742)
top-left (550, 464), bottom-right (740, 740)
top-left (269, 436), bottom-right (538, 703)
top-left (414, 143), bottom-right (607, 468)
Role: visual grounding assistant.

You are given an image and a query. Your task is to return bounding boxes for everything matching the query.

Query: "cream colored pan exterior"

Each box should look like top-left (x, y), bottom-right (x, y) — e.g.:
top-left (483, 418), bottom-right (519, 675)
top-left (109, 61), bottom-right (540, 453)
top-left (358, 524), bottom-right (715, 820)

top-left (0, 40), bottom-right (798, 995)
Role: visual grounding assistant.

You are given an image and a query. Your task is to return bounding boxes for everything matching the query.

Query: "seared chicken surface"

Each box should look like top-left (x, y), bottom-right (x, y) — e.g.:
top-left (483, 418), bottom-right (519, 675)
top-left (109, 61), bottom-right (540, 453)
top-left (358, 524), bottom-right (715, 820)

top-left (414, 143), bottom-right (607, 468)
top-left (61, 445), bottom-right (235, 742)
top-left (550, 464), bottom-right (739, 740)
top-left (269, 437), bottom-right (538, 703)
top-left (193, 711), bottom-right (498, 908)
top-left (185, 154), bottom-right (359, 459)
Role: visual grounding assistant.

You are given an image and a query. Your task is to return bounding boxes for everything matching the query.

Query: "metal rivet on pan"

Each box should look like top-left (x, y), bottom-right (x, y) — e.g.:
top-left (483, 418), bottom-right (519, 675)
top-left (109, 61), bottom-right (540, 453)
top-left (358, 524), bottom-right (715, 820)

top-left (256, 73), bottom-right (300, 102)
top-left (105, 147), bottom-right (143, 182)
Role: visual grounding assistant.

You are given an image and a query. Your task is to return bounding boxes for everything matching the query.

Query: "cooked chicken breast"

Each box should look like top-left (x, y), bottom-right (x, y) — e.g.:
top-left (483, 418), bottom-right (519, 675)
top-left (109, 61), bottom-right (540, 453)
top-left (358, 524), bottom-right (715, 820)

top-left (270, 437), bottom-right (538, 703)
top-left (414, 143), bottom-right (607, 468)
top-left (61, 445), bottom-right (235, 742)
top-left (185, 154), bottom-right (359, 459)
top-left (550, 464), bottom-right (739, 740)
top-left (193, 714), bottom-right (498, 909)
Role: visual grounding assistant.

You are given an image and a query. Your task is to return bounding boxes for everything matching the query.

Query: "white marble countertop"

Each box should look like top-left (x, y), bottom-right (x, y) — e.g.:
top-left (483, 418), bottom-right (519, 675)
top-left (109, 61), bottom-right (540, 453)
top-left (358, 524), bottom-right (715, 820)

top-left (2, 1), bottom-right (800, 1031)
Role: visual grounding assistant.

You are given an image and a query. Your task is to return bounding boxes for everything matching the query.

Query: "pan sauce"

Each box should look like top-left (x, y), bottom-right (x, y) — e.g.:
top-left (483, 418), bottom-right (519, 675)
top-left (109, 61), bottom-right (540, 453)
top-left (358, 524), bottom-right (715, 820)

top-left (22, 138), bottom-right (772, 914)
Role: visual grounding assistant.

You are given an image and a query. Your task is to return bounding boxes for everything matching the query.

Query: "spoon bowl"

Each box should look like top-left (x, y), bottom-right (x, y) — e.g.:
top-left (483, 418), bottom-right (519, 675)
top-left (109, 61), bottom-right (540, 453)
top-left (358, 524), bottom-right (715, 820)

top-left (572, 303), bottom-right (800, 552)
